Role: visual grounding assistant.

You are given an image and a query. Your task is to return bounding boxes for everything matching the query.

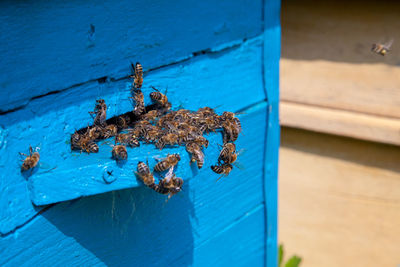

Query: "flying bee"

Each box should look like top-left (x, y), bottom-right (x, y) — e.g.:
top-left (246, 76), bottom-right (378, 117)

top-left (111, 144), bottom-right (128, 161)
top-left (130, 62), bottom-right (143, 89)
top-left (371, 40), bottom-right (393, 56)
top-left (156, 133), bottom-right (179, 150)
top-left (100, 124), bottom-right (118, 139)
top-left (186, 142), bottom-right (204, 169)
top-left (211, 163), bottom-right (233, 181)
top-left (115, 133), bottom-right (140, 147)
top-left (19, 146), bottom-right (40, 172)
top-left (89, 99), bottom-right (107, 127)
top-left (136, 161), bottom-right (155, 186)
top-left (218, 142), bottom-right (237, 164)
top-left (150, 86), bottom-right (171, 109)
top-left (131, 89), bottom-right (145, 116)
top-left (154, 153), bottom-right (181, 172)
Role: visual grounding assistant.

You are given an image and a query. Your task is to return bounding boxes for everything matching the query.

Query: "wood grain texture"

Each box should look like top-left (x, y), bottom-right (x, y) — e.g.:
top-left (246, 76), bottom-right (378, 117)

top-left (0, 104), bottom-right (267, 267)
top-left (0, 37), bottom-right (264, 235)
top-left (279, 127), bottom-right (400, 267)
top-left (280, 101), bottom-right (400, 145)
top-left (281, 59), bottom-right (400, 119)
top-left (0, 0), bottom-right (262, 111)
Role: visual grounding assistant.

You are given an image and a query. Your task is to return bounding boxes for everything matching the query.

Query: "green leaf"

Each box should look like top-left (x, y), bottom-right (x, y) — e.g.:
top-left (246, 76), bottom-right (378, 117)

top-left (285, 255), bottom-right (302, 267)
top-left (278, 244), bottom-right (284, 267)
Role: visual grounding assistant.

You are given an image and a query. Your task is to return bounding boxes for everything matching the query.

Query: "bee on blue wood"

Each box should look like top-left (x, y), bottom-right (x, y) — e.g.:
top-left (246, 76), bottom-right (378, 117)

top-left (130, 62), bottom-right (143, 89)
top-left (186, 142), bottom-right (204, 169)
top-left (136, 161), bottom-right (155, 186)
top-left (158, 167), bottom-right (183, 200)
top-left (131, 89), bottom-right (146, 116)
top-left (371, 40), bottom-right (393, 56)
top-left (211, 163), bottom-right (233, 181)
top-left (19, 146), bottom-right (40, 172)
top-left (218, 142), bottom-right (237, 164)
top-left (150, 86), bottom-right (171, 110)
top-left (153, 153), bottom-right (181, 172)
top-left (111, 144), bottom-right (128, 161)
top-left (89, 99), bottom-right (107, 127)
top-left (115, 133), bottom-right (140, 147)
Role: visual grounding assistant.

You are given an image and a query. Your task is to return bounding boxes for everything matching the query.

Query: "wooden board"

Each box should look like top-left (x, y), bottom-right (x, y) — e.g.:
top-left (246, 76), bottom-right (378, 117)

top-left (1, 104), bottom-right (267, 266)
top-left (279, 127), bottom-right (400, 267)
top-left (280, 101), bottom-right (400, 145)
top-left (0, 37), bottom-right (265, 235)
top-left (0, 0), bottom-right (262, 111)
top-left (280, 0), bottom-right (400, 145)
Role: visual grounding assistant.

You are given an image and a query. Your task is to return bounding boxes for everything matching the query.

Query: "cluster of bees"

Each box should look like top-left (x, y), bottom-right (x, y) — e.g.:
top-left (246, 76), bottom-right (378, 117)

top-left (64, 62), bottom-right (242, 199)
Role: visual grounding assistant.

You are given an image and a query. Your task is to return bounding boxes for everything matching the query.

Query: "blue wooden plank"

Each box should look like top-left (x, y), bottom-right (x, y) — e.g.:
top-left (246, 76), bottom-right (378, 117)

top-left (0, 0), bottom-right (262, 111)
top-left (0, 37), bottom-right (264, 236)
top-left (191, 204), bottom-right (265, 267)
top-left (263, 0), bottom-right (281, 265)
top-left (0, 102), bottom-right (267, 267)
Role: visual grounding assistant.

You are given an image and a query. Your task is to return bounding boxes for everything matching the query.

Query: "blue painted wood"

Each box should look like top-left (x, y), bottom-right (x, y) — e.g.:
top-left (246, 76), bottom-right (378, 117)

top-left (0, 36), bottom-right (264, 236)
top-left (263, 0), bottom-right (281, 266)
top-left (1, 103), bottom-right (267, 267)
top-left (0, 0), bottom-right (262, 111)
top-left (0, 0), bottom-right (280, 265)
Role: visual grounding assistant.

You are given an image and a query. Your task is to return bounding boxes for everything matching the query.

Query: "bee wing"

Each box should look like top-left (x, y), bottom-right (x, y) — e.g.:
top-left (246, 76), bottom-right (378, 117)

top-left (233, 161), bottom-right (245, 170)
top-left (37, 162), bottom-right (57, 174)
top-left (236, 148), bottom-right (247, 157)
top-left (385, 39), bottom-right (394, 49)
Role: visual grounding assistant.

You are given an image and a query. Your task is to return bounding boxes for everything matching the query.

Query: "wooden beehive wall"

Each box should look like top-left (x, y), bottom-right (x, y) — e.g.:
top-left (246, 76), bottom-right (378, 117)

top-left (0, 1), bottom-right (280, 266)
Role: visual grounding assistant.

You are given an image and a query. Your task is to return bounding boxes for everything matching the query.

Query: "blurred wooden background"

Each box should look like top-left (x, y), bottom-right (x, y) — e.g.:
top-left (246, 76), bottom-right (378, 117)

top-left (279, 0), bottom-right (400, 266)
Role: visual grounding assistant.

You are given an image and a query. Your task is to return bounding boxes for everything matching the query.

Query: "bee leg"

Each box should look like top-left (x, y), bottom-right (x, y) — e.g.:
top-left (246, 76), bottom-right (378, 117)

top-left (216, 174), bottom-right (225, 182)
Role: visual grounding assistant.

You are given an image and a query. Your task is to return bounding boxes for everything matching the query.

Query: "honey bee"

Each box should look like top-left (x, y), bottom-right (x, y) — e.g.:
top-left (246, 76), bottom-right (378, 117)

top-left (100, 124), bottom-right (118, 139)
top-left (371, 40), bottom-right (393, 56)
top-left (222, 120), bottom-right (239, 143)
top-left (136, 161), bottom-right (155, 186)
top-left (186, 142), bottom-right (204, 169)
top-left (218, 143), bottom-right (237, 164)
top-left (141, 110), bottom-right (160, 123)
top-left (81, 140), bottom-right (99, 153)
top-left (131, 62), bottom-right (143, 89)
top-left (111, 144), bottom-right (128, 161)
top-left (158, 167), bottom-right (184, 200)
top-left (116, 115), bottom-right (131, 130)
top-left (115, 133), bottom-right (140, 147)
top-left (89, 99), bottom-right (107, 127)
top-left (20, 146), bottom-right (40, 172)
top-left (131, 89), bottom-right (145, 116)
top-left (156, 132), bottom-right (179, 149)
top-left (154, 153), bottom-right (181, 172)
top-left (190, 135), bottom-right (209, 148)
top-left (150, 87), bottom-right (171, 109)
top-left (71, 131), bottom-right (82, 150)
top-left (71, 129), bottom-right (99, 153)
top-left (87, 126), bottom-right (102, 141)
top-left (211, 163), bottom-right (233, 181)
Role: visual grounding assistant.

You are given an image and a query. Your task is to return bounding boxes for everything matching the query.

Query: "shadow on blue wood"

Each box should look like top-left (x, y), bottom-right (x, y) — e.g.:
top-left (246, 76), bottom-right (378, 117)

top-left (43, 186), bottom-right (196, 266)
